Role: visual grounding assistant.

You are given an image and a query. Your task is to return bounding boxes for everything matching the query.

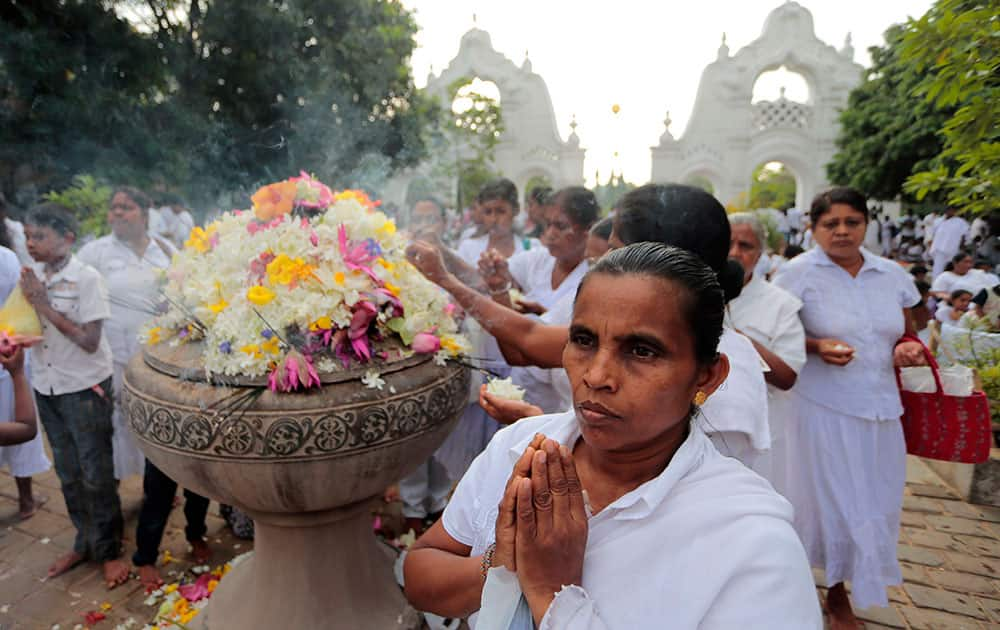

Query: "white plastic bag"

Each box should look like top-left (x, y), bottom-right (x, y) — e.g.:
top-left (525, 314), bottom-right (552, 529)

top-left (899, 365), bottom-right (975, 396)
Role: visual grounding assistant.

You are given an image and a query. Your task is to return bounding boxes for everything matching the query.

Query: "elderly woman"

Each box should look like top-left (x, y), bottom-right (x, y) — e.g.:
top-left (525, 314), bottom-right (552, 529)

top-left (773, 187), bottom-right (925, 628)
top-left (726, 213), bottom-right (805, 488)
top-left (77, 186), bottom-right (211, 588)
top-left (404, 241), bottom-right (820, 628)
top-left (408, 185), bottom-right (770, 467)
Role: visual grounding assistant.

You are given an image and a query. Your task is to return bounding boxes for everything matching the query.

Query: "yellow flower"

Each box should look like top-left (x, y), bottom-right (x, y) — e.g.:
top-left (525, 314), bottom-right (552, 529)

top-left (440, 336), bottom-right (463, 355)
top-left (208, 298), bottom-right (228, 314)
top-left (251, 180), bottom-right (298, 222)
top-left (161, 550), bottom-right (175, 565)
top-left (184, 225), bottom-right (217, 254)
top-left (266, 254), bottom-right (318, 287)
top-left (163, 583), bottom-right (178, 594)
top-left (208, 579), bottom-right (219, 593)
top-left (309, 316), bottom-right (332, 332)
top-left (261, 337), bottom-right (280, 355)
top-left (383, 282), bottom-right (401, 296)
top-left (377, 257), bottom-right (394, 271)
top-left (334, 271), bottom-right (345, 285)
top-left (246, 286), bottom-right (276, 306)
top-left (147, 326), bottom-right (162, 345)
top-left (378, 220), bottom-right (396, 236)
top-left (100, 602), bottom-right (112, 612)
top-left (241, 344), bottom-right (262, 359)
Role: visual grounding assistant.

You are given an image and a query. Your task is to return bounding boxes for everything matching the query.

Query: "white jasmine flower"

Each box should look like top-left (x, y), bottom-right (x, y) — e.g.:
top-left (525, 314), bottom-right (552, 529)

top-left (486, 377), bottom-right (526, 401)
top-left (362, 369), bottom-right (386, 390)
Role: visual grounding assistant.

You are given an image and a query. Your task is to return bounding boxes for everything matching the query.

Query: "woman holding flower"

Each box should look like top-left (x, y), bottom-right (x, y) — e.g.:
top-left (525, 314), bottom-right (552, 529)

top-left (772, 187), bottom-right (925, 628)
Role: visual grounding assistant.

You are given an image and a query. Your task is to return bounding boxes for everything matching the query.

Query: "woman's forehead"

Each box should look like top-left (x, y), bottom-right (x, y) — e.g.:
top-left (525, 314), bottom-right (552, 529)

top-left (574, 274), bottom-right (686, 329)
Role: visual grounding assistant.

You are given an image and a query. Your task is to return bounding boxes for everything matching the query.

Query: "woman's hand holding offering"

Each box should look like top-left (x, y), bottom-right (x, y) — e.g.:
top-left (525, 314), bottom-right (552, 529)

top-left (479, 384), bottom-right (543, 425)
top-left (478, 249), bottom-right (512, 293)
top-left (515, 439), bottom-right (588, 626)
top-left (817, 338), bottom-right (855, 366)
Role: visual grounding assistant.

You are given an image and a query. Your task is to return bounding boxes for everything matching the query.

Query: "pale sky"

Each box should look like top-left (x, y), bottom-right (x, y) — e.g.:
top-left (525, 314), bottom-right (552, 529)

top-left (401, 0), bottom-right (933, 186)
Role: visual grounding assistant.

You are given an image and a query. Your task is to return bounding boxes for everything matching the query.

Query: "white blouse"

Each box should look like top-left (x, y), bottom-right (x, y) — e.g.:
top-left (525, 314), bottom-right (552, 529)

top-left (773, 247), bottom-right (921, 421)
top-left (444, 411), bottom-right (822, 629)
top-left (725, 273), bottom-right (806, 377)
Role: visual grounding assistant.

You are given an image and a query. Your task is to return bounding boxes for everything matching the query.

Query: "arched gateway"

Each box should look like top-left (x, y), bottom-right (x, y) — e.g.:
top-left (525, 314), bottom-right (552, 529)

top-left (650, 2), bottom-right (863, 210)
top-left (383, 27), bottom-right (585, 210)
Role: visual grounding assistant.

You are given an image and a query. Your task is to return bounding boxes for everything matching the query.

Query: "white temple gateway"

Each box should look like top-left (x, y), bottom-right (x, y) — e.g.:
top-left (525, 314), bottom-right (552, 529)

top-left (650, 1), bottom-right (863, 210)
top-left (383, 27), bottom-right (585, 210)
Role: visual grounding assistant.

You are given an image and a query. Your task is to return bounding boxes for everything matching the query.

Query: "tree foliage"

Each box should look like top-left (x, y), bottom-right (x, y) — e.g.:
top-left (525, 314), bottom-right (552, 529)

top-left (435, 77), bottom-right (504, 209)
top-left (0, 0), bottom-right (438, 219)
top-left (748, 163), bottom-right (796, 210)
top-left (826, 25), bottom-right (952, 204)
top-left (900, 0), bottom-right (999, 215)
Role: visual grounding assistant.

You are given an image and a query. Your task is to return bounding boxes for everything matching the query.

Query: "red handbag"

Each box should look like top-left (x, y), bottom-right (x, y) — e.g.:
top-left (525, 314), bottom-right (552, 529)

top-left (895, 334), bottom-right (993, 464)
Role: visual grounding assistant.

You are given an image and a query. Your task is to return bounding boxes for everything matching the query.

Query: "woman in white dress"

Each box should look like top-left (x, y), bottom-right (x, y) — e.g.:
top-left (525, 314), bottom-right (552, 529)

top-left (726, 213), bottom-right (806, 489)
top-left (408, 185), bottom-right (770, 469)
top-left (929, 252), bottom-right (973, 300)
top-left (479, 187), bottom-right (599, 413)
top-left (0, 230), bottom-right (51, 519)
top-left (403, 241), bottom-right (821, 629)
top-left (77, 186), bottom-right (173, 480)
top-left (773, 187), bottom-right (926, 628)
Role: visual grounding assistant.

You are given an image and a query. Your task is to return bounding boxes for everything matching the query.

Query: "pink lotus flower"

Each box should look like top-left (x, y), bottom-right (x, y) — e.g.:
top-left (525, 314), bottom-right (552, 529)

top-left (412, 332), bottom-right (441, 354)
top-left (268, 350), bottom-right (321, 392)
top-left (338, 225), bottom-right (380, 283)
top-left (178, 573), bottom-right (212, 602)
top-left (290, 171), bottom-right (334, 209)
top-left (348, 301), bottom-right (377, 361)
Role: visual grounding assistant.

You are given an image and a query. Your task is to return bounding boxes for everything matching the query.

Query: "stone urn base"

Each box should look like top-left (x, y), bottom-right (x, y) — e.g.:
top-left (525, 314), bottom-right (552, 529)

top-left (193, 501), bottom-right (421, 629)
top-left (123, 343), bottom-right (469, 630)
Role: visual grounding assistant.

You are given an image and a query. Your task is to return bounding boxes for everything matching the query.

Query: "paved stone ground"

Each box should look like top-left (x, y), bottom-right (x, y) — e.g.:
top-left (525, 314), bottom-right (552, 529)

top-left (0, 452), bottom-right (997, 629)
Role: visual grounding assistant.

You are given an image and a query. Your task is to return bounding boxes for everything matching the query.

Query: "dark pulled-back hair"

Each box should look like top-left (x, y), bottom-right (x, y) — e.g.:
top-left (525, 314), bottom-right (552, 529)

top-left (477, 178), bottom-right (519, 209)
top-left (551, 186), bottom-right (600, 229)
top-left (585, 242), bottom-right (724, 366)
top-left (590, 216), bottom-right (613, 240)
top-left (615, 183), bottom-right (743, 303)
top-left (26, 201), bottom-right (79, 239)
top-left (529, 185), bottom-right (553, 205)
top-left (809, 186), bottom-right (869, 225)
top-left (411, 196), bottom-right (446, 220)
top-left (113, 186), bottom-right (153, 214)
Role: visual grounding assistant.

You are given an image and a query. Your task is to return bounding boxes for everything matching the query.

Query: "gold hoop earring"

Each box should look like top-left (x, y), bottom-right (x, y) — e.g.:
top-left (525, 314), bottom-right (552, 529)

top-left (693, 391), bottom-right (708, 406)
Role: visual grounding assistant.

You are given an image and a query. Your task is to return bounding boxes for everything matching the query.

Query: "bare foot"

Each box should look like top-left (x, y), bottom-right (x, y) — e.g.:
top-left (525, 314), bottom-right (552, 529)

top-left (48, 551), bottom-right (85, 578)
top-left (137, 564), bottom-right (163, 591)
top-left (190, 538), bottom-right (212, 564)
top-left (103, 558), bottom-right (130, 589)
top-left (19, 493), bottom-right (48, 520)
top-left (826, 583), bottom-right (861, 630)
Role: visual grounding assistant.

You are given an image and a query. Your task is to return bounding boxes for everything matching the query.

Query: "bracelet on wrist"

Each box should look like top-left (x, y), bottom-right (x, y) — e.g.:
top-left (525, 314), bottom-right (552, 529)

top-left (481, 542), bottom-right (497, 579)
top-left (489, 282), bottom-right (512, 297)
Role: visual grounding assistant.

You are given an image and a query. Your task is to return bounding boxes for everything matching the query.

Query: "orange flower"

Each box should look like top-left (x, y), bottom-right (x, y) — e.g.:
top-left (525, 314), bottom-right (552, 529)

top-left (252, 180), bottom-right (299, 222)
top-left (332, 189), bottom-right (381, 210)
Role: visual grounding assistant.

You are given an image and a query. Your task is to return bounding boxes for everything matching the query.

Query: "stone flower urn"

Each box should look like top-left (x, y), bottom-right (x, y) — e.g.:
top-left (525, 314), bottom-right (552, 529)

top-left (122, 341), bottom-right (469, 629)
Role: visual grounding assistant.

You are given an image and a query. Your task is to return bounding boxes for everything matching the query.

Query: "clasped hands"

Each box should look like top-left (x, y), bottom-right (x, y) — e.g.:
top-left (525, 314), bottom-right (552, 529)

top-left (492, 434), bottom-right (588, 623)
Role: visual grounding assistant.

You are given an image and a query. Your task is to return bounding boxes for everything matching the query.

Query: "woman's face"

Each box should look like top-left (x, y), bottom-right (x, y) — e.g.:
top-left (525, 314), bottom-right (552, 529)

top-left (953, 293), bottom-right (972, 312)
top-left (563, 273), bottom-right (728, 454)
top-left (480, 198), bottom-right (516, 237)
top-left (812, 203), bottom-right (866, 261)
top-left (954, 255), bottom-right (973, 275)
top-left (108, 192), bottom-right (147, 239)
top-left (728, 223), bottom-right (762, 285)
top-left (541, 204), bottom-right (588, 263)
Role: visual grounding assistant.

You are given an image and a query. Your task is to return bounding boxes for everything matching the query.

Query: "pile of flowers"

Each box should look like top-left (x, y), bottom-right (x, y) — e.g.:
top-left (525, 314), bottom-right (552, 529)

top-left (141, 173), bottom-right (468, 391)
top-left (137, 553), bottom-right (250, 629)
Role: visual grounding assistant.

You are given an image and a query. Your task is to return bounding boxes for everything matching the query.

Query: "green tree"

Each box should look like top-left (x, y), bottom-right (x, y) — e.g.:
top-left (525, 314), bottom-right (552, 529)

top-left (900, 0), bottom-right (999, 215)
top-left (436, 77), bottom-right (504, 209)
top-left (827, 25), bottom-right (953, 204)
top-left (748, 163), bottom-right (796, 210)
top-left (42, 175), bottom-right (112, 238)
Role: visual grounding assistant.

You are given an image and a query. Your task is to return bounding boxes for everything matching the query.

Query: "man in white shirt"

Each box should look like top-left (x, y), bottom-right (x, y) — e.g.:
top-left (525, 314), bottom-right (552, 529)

top-left (929, 207), bottom-right (970, 277)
